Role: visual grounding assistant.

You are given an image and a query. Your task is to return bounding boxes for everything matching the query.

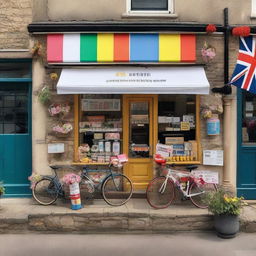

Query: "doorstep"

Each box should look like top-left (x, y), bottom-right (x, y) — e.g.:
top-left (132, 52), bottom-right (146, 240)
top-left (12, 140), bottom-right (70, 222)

top-left (0, 198), bottom-right (255, 234)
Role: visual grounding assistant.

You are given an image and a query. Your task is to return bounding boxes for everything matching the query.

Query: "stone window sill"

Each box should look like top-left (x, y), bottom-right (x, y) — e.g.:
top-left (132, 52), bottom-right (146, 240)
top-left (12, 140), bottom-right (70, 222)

top-left (122, 12), bottom-right (178, 19)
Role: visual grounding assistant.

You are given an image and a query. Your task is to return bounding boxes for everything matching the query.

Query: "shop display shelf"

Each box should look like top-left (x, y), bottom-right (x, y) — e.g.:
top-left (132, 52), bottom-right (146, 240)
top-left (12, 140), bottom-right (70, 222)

top-left (72, 162), bottom-right (110, 166)
top-left (166, 161), bottom-right (201, 165)
top-left (79, 128), bottom-right (122, 133)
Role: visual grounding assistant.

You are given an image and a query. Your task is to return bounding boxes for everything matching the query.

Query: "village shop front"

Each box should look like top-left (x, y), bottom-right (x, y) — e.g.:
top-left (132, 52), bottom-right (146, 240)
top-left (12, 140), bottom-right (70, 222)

top-left (27, 24), bottom-right (227, 195)
top-left (56, 66), bottom-right (209, 190)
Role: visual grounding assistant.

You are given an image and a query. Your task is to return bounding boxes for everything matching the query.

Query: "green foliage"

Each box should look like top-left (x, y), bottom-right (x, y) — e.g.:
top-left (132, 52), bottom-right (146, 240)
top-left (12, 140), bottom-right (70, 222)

top-left (205, 189), bottom-right (245, 216)
top-left (0, 181), bottom-right (5, 196)
top-left (38, 86), bottom-right (51, 105)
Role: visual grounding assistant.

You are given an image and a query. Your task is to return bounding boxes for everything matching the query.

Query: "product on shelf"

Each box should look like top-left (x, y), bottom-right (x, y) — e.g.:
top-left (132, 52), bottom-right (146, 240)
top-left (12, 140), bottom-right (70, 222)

top-left (105, 133), bottom-right (120, 140)
top-left (112, 141), bottom-right (120, 155)
top-left (79, 99), bottom-right (123, 163)
top-left (105, 141), bottom-right (111, 152)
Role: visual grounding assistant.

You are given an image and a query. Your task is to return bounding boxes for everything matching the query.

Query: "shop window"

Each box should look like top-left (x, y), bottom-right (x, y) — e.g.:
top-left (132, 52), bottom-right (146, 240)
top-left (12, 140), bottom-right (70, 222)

top-left (0, 84), bottom-right (28, 134)
top-left (0, 62), bottom-right (31, 78)
top-left (241, 90), bottom-right (256, 144)
top-left (157, 95), bottom-right (200, 163)
top-left (127, 0), bottom-right (173, 13)
top-left (77, 95), bottom-right (122, 163)
top-left (252, 0), bottom-right (256, 16)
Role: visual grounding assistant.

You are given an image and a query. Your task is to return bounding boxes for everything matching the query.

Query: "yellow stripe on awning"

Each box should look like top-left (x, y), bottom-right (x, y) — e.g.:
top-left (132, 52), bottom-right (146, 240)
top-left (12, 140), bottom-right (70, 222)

top-left (159, 34), bottom-right (181, 62)
top-left (97, 34), bottom-right (114, 62)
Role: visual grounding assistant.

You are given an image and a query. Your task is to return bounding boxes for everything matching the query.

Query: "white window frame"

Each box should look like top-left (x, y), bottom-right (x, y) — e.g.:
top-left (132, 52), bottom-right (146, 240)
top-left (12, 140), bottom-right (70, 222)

top-left (252, 0), bottom-right (256, 17)
top-left (126, 0), bottom-right (174, 15)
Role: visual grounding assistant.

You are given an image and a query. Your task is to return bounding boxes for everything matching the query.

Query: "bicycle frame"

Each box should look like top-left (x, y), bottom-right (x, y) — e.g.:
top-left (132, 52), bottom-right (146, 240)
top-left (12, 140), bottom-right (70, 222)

top-left (43, 173), bottom-right (64, 197)
top-left (160, 169), bottom-right (205, 198)
top-left (82, 165), bottom-right (122, 192)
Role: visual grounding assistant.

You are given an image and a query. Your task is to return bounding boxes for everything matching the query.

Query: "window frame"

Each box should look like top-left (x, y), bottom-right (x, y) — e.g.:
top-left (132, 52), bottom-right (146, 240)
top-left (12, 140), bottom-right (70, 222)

top-left (252, 0), bottom-right (256, 16)
top-left (126, 0), bottom-right (174, 15)
top-left (74, 95), bottom-right (201, 165)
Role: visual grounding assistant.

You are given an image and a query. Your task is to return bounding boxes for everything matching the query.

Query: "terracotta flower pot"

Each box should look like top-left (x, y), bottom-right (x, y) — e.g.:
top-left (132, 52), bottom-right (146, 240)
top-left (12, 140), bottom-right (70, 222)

top-left (214, 215), bottom-right (239, 238)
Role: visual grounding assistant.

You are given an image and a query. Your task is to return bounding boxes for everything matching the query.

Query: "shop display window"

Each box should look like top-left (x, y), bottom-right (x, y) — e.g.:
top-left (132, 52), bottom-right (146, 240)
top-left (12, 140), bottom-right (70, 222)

top-left (78, 95), bottom-right (122, 163)
top-left (157, 95), bottom-right (199, 163)
top-left (129, 101), bottom-right (150, 158)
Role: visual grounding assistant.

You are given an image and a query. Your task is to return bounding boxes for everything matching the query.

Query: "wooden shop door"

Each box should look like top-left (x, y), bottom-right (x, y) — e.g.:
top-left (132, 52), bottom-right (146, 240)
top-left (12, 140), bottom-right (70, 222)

top-left (123, 95), bottom-right (157, 191)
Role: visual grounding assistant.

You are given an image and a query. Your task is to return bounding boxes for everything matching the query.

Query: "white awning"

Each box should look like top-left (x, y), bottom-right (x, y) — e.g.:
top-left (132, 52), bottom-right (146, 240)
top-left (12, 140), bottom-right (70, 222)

top-left (57, 66), bottom-right (210, 95)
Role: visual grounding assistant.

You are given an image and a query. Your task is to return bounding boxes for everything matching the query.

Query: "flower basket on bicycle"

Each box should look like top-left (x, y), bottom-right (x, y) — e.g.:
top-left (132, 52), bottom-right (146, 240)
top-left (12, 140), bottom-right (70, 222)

top-left (62, 173), bottom-right (82, 210)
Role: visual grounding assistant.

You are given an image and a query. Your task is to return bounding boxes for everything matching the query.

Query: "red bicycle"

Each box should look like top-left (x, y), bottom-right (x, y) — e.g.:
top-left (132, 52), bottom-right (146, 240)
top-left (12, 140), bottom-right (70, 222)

top-left (146, 155), bottom-right (217, 209)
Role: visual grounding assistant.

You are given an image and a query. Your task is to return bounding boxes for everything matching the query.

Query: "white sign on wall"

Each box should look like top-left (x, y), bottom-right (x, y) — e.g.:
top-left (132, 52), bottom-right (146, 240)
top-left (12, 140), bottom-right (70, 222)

top-left (48, 143), bottom-right (65, 154)
top-left (203, 150), bottom-right (223, 166)
top-left (192, 170), bottom-right (219, 184)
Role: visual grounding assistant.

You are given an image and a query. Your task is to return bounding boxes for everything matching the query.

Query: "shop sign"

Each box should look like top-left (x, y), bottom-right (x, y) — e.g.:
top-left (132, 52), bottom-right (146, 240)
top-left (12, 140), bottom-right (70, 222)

top-left (156, 143), bottom-right (173, 158)
top-left (48, 143), bottom-right (65, 153)
top-left (203, 150), bottom-right (223, 166)
top-left (207, 118), bottom-right (220, 135)
top-left (180, 122), bottom-right (190, 131)
top-left (192, 170), bottom-right (219, 184)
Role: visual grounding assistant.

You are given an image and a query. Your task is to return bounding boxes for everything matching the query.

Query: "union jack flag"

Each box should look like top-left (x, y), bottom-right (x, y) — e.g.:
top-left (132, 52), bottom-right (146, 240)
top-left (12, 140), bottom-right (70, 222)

top-left (230, 36), bottom-right (256, 94)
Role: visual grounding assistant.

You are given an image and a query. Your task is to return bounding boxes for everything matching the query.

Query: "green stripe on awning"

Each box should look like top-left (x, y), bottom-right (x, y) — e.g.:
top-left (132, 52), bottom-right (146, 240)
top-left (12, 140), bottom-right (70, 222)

top-left (80, 34), bottom-right (97, 62)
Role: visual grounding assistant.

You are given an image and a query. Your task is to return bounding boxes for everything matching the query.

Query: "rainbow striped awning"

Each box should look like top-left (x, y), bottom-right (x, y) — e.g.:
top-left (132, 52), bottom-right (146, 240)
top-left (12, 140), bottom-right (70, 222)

top-left (47, 33), bottom-right (196, 63)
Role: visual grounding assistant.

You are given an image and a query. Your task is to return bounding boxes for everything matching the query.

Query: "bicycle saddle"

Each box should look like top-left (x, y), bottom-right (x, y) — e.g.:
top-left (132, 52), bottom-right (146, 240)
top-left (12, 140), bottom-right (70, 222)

top-left (154, 154), bottom-right (166, 165)
top-left (185, 165), bottom-right (198, 171)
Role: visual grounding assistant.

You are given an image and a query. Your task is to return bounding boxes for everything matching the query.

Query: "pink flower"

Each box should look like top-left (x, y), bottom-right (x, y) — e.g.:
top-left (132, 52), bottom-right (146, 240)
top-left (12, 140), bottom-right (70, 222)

top-left (62, 173), bottom-right (81, 185)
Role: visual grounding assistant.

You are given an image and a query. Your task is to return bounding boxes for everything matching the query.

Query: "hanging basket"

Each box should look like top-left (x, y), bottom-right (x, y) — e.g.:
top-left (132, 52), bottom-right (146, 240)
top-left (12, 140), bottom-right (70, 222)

top-left (52, 123), bottom-right (73, 137)
top-left (232, 26), bottom-right (251, 37)
top-left (54, 131), bottom-right (71, 138)
top-left (201, 42), bottom-right (216, 63)
top-left (48, 103), bottom-right (71, 117)
top-left (206, 24), bottom-right (217, 34)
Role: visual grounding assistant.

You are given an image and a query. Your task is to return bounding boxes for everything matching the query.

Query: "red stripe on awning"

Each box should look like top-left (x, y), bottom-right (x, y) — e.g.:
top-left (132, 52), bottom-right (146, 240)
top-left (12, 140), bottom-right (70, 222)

top-left (114, 34), bottom-right (129, 62)
top-left (181, 35), bottom-right (196, 62)
top-left (47, 34), bottom-right (63, 62)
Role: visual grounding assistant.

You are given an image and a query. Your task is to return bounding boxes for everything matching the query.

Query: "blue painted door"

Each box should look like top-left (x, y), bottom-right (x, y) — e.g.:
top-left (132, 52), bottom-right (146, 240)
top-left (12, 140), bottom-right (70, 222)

top-left (237, 90), bottom-right (256, 199)
top-left (0, 83), bottom-right (32, 196)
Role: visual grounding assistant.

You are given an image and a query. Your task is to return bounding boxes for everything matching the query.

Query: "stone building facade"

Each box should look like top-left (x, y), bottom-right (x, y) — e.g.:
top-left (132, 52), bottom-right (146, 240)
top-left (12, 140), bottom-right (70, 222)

top-left (0, 0), bottom-right (32, 50)
top-left (0, 0), bottom-right (33, 196)
top-left (1, 0), bottom-right (256, 198)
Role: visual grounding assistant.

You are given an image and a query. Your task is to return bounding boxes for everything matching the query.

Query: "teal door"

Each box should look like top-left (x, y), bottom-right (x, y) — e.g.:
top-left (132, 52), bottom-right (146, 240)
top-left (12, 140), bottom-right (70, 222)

top-left (237, 90), bottom-right (256, 199)
top-left (0, 60), bottom-right (32, 197)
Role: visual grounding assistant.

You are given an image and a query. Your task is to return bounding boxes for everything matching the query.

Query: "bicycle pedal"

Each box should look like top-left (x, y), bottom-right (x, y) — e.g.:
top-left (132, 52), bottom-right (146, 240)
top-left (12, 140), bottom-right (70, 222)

top-left (181, 197), bottom-right (189, 201)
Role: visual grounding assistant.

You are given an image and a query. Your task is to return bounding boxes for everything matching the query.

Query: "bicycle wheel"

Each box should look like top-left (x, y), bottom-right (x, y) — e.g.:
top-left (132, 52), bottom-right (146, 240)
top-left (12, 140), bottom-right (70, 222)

top-left (32, 177), bottom-right (58, 205)
top-left (146, 177), bottom-right (175, 209)
top-left (80, 177), bottom-right (95, 201)
top-left (189, 182), bottom-right (217, 209)
top-left (102, 174), bottom-right (133, 206)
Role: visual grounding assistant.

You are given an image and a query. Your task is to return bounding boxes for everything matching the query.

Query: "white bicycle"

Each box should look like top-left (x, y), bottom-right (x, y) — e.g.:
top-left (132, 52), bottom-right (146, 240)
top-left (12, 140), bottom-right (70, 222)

top-left (146, 156), bottom-right (217, 209)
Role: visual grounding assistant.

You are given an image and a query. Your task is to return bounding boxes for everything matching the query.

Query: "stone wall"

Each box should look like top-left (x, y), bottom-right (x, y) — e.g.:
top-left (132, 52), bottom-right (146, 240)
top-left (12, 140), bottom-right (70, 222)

top-left (33, 0), bottom-right (256, 25)
top-left (0, 0), bottom-right (32, 49)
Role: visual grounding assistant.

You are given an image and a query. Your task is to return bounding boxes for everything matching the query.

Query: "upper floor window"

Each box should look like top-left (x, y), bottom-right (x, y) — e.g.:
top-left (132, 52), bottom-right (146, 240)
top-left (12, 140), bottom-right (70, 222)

top-left (252, 0), bottom-right (256, 16)
top-left (127, 0), bottom-right (173, 14)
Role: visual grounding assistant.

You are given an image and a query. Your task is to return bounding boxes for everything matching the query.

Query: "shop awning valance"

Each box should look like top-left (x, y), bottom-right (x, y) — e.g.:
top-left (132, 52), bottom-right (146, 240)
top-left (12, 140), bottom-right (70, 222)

top-left (47, 33), bottom-right (196, 63)
top-left (57, 66), bottom-right (210, 95)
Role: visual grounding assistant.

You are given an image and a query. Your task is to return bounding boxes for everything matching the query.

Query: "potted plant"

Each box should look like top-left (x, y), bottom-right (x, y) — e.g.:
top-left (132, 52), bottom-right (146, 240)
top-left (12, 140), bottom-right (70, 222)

top-left (0, 181), bottom-right (5, 197)
top-left (206, 189), bottom-right (245, 238)
top-left (38, 86), bottom-right (51, 105)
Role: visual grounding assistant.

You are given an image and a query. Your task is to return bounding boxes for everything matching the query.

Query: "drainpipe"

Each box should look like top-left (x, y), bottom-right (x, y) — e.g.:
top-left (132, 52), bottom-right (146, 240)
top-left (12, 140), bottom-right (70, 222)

top-left (222, 8), bottom-right (235, 192)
